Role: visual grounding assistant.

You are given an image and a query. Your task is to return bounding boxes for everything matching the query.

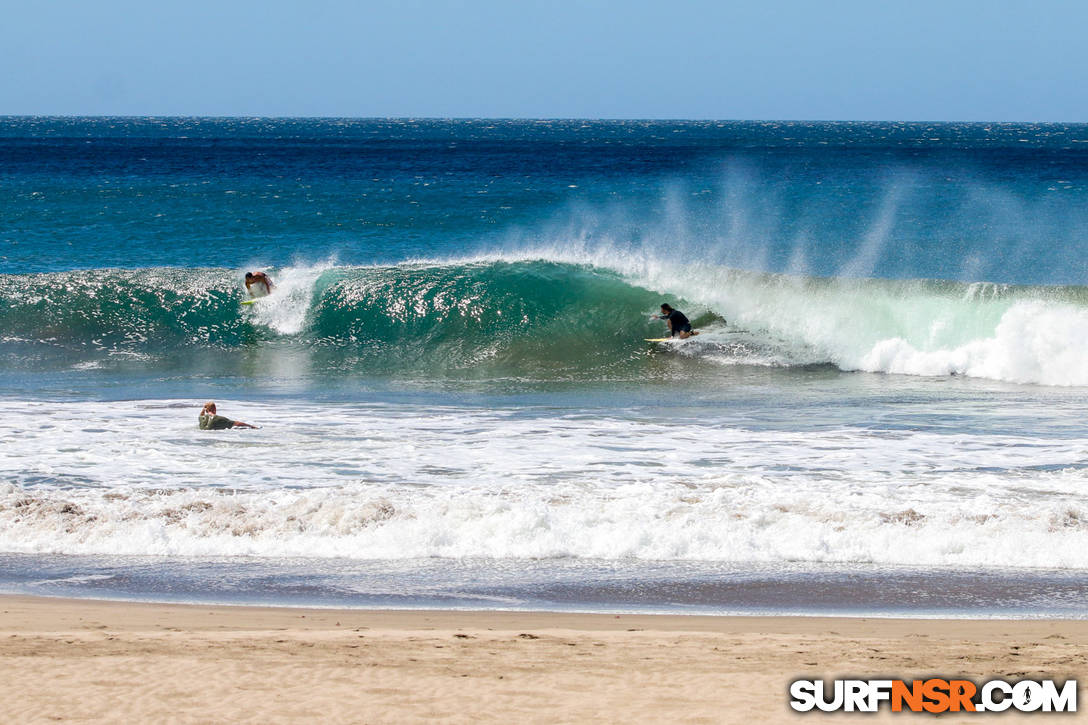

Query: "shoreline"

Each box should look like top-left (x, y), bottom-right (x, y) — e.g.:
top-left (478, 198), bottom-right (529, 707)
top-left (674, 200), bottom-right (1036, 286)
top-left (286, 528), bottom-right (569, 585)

top-left (2, 594), bottom-right (1086, 722)
top-left (3, 588), bottom-right (1086, 621)
top-left (7, 552), bottom-right (1088, 620)
top-left (9, 591), bottom-right (1088, 628)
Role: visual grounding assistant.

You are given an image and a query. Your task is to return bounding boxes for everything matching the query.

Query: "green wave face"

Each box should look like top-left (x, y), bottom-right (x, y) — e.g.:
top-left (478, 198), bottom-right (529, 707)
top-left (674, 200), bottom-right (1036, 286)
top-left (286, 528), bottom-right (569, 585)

top-left (0, 262), bottom-right (671, 380)
top-left (289, 261), bottom-right (674, 378)
top-left (309, 261), bottom-right (664, 374)
top-left (0, 268), bottom-right (258, 347)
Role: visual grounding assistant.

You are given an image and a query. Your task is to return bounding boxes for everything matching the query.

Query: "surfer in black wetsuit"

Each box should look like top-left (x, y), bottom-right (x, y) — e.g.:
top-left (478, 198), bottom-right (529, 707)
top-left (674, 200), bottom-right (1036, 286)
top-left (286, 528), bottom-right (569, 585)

top-left (654, 303), bottom-right (698, 339)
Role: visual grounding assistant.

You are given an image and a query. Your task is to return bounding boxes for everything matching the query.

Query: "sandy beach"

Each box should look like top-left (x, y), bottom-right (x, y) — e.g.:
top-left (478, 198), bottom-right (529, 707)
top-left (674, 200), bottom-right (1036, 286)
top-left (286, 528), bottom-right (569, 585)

top-left (0, 595), bottom-right (1084, 723)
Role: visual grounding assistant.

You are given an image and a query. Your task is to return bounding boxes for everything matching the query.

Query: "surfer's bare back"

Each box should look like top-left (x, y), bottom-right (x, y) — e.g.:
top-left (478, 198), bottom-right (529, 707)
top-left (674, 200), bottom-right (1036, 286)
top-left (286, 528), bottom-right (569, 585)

top-left (245, 271), bottom-right (274, 297)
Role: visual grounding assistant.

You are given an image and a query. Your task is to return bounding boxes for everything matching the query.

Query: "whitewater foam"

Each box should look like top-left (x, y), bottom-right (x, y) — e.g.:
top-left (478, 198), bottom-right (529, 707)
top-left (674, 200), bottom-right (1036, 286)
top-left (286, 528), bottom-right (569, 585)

top-left (242, 262), bottom-right (333, 335)
top-left (2, 399), bottom-right (1087, 568)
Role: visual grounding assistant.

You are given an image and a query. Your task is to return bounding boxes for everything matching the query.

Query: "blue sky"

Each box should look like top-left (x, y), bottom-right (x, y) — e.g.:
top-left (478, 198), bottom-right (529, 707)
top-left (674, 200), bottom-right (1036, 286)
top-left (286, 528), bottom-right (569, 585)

top-left (1, 0), bottom-right (1082, 120)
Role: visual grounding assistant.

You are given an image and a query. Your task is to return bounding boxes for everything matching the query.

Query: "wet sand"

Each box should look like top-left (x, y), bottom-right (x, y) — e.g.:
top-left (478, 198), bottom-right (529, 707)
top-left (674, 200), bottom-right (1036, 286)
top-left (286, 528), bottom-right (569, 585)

top-left (1, 595), bottom-right (1085, 723)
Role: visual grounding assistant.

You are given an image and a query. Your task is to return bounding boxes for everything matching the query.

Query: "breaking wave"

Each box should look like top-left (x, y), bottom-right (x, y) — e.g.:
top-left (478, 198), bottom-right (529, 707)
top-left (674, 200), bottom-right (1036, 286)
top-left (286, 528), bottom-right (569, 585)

top-left (2, 254), bottom-right (1086, 385)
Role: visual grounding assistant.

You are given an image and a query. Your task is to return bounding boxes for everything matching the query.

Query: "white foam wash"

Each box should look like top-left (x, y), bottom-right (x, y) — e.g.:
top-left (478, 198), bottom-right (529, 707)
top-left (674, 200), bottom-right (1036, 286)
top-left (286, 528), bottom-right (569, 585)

top-left (3, 397), bottom-right (1087, 567)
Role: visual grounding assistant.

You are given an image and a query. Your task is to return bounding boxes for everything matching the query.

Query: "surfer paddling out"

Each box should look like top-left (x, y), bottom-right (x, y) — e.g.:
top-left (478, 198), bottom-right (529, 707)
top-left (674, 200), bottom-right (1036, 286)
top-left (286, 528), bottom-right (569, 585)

top-left (652, 303), bottom-right (698, 339)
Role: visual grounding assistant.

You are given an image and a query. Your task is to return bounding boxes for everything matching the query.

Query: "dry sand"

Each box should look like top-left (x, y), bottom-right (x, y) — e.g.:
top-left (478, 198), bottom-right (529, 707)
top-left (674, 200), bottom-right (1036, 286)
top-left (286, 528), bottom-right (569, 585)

top-left (1, 595), bottom-right (1085, 723)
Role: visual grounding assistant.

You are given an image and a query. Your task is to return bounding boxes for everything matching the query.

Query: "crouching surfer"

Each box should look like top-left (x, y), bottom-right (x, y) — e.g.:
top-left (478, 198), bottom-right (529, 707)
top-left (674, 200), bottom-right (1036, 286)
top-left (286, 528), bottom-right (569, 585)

top-left (199, 401), bottom-right (258, 430)
top-left (244, 271), bottom-right (274, 298)
top-left (653, 303), bottom-right (699, 339)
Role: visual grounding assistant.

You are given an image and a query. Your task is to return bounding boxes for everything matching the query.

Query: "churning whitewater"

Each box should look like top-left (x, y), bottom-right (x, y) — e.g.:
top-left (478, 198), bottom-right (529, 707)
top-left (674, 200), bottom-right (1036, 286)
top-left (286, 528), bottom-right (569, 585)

top-left (2, 399), bottom-right (1088, 568)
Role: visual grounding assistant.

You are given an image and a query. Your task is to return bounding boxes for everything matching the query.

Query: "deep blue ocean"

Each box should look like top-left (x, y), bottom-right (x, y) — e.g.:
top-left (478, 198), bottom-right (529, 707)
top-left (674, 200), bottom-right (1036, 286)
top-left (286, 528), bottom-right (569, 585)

top-left (1, 118), bottom-right (1087, 616)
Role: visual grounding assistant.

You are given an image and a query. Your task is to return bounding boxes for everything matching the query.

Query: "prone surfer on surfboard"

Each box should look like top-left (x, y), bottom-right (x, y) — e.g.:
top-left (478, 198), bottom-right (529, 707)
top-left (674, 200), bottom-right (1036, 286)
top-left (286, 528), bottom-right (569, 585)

top-left (652, 303), bottom-right (699, 339)
top-left (198, 401), bottom-right (259, 430)
top-left (245, 271), bottom-right (274, 298)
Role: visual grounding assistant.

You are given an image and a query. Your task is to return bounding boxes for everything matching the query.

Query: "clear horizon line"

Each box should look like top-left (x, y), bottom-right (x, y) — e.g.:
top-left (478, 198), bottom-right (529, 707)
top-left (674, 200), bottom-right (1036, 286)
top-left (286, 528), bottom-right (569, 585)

top-left (1, 114), bottom-right (1086, 125)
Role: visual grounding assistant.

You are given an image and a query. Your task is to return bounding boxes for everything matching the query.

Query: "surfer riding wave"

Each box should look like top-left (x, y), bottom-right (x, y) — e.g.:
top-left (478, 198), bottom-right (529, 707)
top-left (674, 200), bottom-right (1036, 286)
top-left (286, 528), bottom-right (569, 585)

top-left (245, 271), bottom-right (274, 298)
top-left (653, 303), bottom-right (698, 339)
